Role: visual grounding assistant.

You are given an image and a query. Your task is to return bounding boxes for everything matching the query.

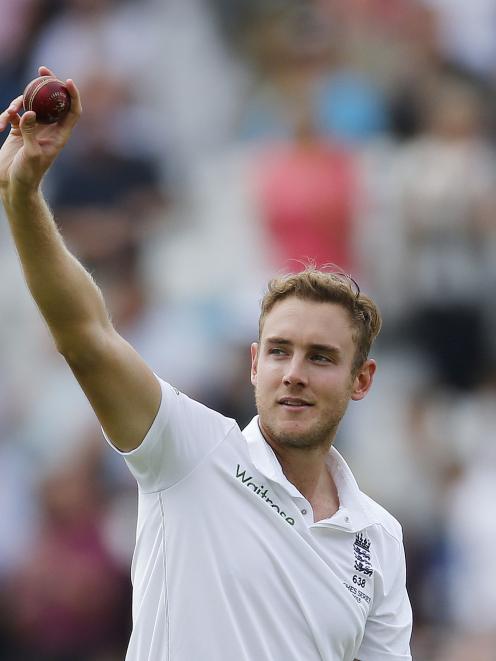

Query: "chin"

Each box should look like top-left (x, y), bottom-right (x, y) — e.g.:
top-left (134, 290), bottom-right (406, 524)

top-left (267, 418), bottom-right (331, 450)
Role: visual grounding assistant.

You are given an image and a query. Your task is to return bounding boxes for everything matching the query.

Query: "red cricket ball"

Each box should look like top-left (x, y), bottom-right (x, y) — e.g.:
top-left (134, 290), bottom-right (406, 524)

top-left (23, 76), bottom-right (71, 125)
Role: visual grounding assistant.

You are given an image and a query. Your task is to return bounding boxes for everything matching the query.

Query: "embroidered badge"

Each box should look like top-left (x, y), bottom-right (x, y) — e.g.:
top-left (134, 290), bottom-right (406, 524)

top-left (353, 533), bottom-right (373, 576)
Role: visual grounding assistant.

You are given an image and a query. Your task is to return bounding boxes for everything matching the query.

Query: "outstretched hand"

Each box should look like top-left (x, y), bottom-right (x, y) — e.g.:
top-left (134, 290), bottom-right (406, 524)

top-left (0, 66), bottom-right (81, 197)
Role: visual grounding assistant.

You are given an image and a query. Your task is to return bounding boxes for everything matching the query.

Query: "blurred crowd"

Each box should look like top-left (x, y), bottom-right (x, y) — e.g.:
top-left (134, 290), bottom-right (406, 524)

top-left (1, 0), bottom-right (496, 659)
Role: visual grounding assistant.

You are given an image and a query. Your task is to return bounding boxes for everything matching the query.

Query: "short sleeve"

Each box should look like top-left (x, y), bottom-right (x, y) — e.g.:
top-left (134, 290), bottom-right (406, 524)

top-left (104, 376), bottom-right (236, 492)
top-left (356, 534), bottom-right (412, 661)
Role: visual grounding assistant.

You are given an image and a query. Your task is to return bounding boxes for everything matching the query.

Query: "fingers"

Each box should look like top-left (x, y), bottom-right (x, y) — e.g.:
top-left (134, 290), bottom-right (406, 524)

top-left (59, 78), bottom-right (83, 129)
top-left (8, 110), bottom-right (21, 131)
top-left (18, 112), bottom-right (42, 157)
top-left (0, 109), bottom-right (12, 132)
top-left (0, 96), bottom-right (23, 132)
top-left (10, 95), bottom-right (23, 113)
top-left (38, 65), bottom-right (55, 78)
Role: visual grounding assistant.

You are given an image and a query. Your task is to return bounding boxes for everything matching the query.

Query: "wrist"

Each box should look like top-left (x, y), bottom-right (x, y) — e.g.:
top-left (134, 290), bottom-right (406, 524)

top-left (1, 181), bottom-right (43, 210)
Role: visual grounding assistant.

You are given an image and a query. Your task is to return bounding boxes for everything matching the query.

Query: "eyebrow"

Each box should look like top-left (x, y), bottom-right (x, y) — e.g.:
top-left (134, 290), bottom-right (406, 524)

top-left (265, 337), bottom-right (342, 356)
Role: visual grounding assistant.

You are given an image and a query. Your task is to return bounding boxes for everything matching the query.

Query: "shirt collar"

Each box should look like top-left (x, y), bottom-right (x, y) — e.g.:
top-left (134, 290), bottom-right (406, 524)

top-left (242, 416), bottom-right (376, 531)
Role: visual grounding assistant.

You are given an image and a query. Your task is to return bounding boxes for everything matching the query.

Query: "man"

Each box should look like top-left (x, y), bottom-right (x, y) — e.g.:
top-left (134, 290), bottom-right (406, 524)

top-left (0, 68), bottom-right (412, 660)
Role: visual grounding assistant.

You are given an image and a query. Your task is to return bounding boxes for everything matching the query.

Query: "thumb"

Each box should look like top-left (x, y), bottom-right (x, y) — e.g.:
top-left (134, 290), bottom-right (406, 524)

top-left (19, 112), bottom-right (41, 155)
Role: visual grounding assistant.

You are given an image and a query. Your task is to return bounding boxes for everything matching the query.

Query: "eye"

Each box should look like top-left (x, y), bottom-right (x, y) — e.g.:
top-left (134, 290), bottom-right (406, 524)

top-left (268, 347), bottom-right (287, 356)
top-left (310, 353), bottom-right (332, 363)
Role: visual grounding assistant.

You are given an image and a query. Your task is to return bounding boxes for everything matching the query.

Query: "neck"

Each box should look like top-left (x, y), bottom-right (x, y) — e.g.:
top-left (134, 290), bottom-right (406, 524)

top-left (258, 422), bottom-right (338, 506)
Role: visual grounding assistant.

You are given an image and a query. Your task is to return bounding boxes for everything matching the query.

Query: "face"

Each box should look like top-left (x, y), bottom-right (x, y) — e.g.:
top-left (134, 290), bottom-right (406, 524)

top-left (251, 297), bottom-right (375, 452)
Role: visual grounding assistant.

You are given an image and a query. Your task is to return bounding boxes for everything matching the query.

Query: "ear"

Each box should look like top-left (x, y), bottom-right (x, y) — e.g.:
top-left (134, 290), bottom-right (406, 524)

top-left (351, 359), bottom-right (376, 401)
top-left (250, 342), bottom-right (259, 386)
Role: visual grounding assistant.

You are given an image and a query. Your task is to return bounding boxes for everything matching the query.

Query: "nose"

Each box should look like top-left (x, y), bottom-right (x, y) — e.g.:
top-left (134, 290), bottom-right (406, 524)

top-left (282, 356), bottom-right (308, 387)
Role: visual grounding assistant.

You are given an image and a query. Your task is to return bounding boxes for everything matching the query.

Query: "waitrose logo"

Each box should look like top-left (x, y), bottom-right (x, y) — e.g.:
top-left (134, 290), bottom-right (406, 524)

top-left (235, 464), bottom-right (295, 526)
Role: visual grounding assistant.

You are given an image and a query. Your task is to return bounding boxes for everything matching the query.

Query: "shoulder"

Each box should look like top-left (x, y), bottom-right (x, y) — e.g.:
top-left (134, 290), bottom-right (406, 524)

top-left (359, 491), bottom-right (404, 546)
top-left (159, 377), bottom-right (237, 431)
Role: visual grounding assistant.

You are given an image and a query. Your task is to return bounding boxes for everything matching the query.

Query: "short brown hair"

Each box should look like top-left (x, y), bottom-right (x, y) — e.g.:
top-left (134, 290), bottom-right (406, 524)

top-left (259, 266), bottom-right (382, 374)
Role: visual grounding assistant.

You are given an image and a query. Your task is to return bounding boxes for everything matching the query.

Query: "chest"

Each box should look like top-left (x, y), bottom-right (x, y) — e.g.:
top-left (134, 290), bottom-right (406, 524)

top-left (161, 448), bottom-right (377, 624)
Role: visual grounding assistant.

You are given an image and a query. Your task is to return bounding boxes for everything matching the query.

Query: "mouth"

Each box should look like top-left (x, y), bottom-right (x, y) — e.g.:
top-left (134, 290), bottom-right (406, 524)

top-left (278, 397), bottom-right (313, 410)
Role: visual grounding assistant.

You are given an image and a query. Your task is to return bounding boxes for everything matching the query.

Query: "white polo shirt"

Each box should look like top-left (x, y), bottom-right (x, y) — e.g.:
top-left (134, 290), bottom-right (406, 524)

top-left (108, 377), bottom-right (412, 661)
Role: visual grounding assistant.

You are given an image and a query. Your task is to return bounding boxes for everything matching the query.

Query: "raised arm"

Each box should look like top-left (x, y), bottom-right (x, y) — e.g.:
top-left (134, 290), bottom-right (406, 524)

top-left (0, 67), bottom-right (160, 452)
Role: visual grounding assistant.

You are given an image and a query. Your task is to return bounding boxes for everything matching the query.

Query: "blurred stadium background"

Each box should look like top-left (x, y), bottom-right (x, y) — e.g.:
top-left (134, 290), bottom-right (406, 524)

top-left (1, 0), bottom-right (496, 659)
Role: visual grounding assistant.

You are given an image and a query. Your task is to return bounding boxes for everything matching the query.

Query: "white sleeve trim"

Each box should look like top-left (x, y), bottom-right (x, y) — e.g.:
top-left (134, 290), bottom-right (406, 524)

top-left (357, 651), bottom-right (411, 661)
